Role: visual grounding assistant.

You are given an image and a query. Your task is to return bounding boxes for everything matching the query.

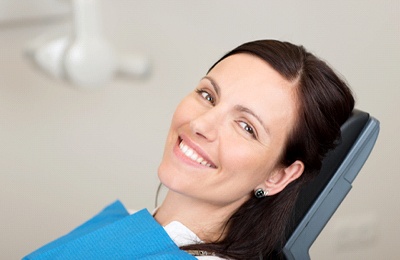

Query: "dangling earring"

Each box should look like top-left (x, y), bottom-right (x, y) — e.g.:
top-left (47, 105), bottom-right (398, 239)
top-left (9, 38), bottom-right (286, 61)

top-left (254, 188), bottom-right (268, 199)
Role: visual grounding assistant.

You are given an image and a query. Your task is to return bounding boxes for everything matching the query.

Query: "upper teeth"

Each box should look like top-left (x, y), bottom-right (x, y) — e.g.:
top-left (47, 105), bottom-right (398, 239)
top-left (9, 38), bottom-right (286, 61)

top-left (179, 140), bottom-right (213, 168)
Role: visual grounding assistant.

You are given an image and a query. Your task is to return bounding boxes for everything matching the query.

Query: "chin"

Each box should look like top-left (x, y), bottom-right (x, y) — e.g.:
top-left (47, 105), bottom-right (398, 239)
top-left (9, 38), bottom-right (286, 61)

top-left (157, 159), bottom-right (179, 190)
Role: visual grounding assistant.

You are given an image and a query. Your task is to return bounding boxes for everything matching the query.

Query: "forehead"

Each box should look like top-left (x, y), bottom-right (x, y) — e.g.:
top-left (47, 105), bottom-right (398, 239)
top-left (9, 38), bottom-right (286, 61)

top-left (206, 53), bottom-right (298, 139)
top-left (208, 53), bottom-right (290, 88)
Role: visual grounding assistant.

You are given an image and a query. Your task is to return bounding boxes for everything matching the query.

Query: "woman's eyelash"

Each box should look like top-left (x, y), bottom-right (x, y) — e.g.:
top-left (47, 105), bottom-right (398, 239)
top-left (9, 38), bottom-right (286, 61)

top-left (195, 89), bottom-right (257, 140)
top-left (238, 121), bottom-right (257, 139)
top-left (195, 89), bottom-right (215, 105)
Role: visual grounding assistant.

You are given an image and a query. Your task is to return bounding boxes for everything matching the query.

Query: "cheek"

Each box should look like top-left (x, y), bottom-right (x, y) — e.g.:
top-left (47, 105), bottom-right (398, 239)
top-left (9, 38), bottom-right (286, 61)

top-left (219, 141), bottom-right (275, 183)
top-left (170, 97), bottom-right (196, 128)
top-left (162, 102), bottom-right (190, 147)
top-left (219, 130), bottom-right (288, 185)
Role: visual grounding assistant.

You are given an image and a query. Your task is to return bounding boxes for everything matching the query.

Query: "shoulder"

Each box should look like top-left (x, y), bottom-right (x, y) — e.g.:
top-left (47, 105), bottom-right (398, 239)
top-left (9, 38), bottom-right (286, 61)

top-left (164, 221), bottom-right (202, 247)
top-left (163, 221), bottom-right (228, 259)
top-left (197, 256), bottom-right (227, 260)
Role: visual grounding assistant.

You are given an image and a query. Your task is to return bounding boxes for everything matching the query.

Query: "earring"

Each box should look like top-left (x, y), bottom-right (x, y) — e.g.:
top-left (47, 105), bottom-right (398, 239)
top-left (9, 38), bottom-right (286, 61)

top-left (254, 188), bottom-right (268, 199)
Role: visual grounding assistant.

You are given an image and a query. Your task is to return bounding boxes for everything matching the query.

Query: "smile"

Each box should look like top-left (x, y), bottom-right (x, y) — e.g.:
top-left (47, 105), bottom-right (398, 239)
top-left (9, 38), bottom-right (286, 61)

top-left (179, 139), bottom-right (216, 168)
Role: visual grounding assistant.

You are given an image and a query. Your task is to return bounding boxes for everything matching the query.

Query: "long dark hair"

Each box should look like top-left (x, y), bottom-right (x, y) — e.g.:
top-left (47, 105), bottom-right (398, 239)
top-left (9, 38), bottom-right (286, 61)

top-left (181, 40), bottom-right (355, 259)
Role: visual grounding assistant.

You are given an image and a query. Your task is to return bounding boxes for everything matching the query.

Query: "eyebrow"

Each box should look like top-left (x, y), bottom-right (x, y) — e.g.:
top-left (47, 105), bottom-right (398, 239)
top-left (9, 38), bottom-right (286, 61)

top-left (203, 76), bottom-right (270, 136)
top-left (234, 105), bottom-right (270, 136)
top-left (202, 76), bottom-right (220, 96)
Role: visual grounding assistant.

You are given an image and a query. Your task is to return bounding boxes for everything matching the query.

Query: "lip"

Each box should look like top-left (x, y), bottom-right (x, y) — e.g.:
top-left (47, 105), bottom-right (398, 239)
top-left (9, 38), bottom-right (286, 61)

top-left (173, 134), bottom-right (217, 169)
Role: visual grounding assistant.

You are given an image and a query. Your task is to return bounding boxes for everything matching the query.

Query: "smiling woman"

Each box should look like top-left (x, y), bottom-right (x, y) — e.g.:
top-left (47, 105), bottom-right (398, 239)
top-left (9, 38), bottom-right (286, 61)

top-left (23, 40), bottom-right (354, 260)
top-left (156, 40), bottom-right (354, 259)
top-left (158, 53), bottom-right (301, 209)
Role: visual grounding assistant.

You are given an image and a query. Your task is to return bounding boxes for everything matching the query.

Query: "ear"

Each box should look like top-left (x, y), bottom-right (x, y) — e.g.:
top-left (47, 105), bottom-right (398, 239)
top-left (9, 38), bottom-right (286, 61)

top-left (265, 160), bottom-right (304, 195)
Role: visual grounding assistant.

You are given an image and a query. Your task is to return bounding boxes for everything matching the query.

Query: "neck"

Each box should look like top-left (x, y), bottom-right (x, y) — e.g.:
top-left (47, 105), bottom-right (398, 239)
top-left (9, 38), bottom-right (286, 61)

top-left (154, 190), bottom-right (248, 242)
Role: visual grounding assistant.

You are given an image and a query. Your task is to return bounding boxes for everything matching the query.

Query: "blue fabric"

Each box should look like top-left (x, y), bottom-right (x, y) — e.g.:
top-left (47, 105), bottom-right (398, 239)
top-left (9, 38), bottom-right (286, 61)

top-left (23, 201), bottom-right (195, 260)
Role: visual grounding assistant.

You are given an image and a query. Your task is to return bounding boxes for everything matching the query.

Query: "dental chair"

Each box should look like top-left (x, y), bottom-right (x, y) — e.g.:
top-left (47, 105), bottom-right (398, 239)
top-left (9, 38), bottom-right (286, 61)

top-left (283, 109), bottom-right (380, 260)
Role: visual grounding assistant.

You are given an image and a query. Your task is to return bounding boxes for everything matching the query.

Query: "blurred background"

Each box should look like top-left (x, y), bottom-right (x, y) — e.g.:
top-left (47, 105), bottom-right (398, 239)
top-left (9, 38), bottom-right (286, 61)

top-left (1, 0), bottom-right (399, 259)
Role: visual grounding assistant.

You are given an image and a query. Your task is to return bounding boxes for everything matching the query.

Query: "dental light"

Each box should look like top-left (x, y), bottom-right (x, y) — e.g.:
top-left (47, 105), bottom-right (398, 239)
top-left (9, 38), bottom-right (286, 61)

top-left (25, 0), bottom-right (150, 89)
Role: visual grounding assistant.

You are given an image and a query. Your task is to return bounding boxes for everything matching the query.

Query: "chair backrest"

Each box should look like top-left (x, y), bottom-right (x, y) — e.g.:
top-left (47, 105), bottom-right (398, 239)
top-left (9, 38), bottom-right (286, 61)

top-left (282, 109), bottom-right (380, 260)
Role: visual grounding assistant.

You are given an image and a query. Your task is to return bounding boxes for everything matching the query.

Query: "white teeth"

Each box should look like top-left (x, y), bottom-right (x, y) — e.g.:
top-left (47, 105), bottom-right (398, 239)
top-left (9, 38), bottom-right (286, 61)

top-left (181, 144), bottom-right (188, 153)
top-left (185, 149), bottom-right (193, 157)
top-left (179, 140), bottom-right (213, 168)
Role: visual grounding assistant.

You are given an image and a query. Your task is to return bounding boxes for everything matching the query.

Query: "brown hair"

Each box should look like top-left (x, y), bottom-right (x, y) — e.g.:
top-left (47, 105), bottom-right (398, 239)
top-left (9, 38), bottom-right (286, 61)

top-left (181, 40), bottom-right (355, 259)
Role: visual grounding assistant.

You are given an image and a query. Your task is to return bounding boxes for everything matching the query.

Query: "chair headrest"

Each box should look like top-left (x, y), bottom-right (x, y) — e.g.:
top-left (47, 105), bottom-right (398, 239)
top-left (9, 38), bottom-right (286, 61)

top-left (289, 109), bottom-right (370, 237)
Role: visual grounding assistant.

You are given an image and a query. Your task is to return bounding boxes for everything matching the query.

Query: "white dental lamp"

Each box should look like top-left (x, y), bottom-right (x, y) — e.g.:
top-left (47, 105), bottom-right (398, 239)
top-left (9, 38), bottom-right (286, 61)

top-left (25, 0), bottom-right (150, 89)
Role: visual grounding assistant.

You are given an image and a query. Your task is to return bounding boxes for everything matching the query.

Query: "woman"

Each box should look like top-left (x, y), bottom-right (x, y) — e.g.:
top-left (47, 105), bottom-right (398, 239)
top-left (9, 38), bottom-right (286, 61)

top-left (24, 40), bottom-right (354, 260)
top-left (156, 39), bottom-right (354, 259)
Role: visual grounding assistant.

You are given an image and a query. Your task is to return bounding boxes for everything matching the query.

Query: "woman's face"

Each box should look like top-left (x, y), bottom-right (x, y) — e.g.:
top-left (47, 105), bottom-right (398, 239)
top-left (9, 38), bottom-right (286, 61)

top-left (158, 53), bottom-right (299, 208)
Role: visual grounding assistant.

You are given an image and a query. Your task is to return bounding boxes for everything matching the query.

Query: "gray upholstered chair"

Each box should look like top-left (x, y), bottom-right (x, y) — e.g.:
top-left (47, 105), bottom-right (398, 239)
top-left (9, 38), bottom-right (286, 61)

top-left (283, 109), bottom-right (380, 260)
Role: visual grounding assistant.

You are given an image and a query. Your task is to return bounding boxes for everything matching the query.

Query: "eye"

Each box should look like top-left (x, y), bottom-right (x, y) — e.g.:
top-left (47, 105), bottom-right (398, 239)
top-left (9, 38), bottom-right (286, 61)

top-left (238, 121), bottom-right (257, 139)
top-left (196, 89), bottom-right (215, 105)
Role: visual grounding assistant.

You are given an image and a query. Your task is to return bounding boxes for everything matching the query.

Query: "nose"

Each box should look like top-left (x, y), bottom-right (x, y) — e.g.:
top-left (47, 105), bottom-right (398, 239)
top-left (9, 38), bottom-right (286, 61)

top-left (189, 109), bottom-right (219, 142)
